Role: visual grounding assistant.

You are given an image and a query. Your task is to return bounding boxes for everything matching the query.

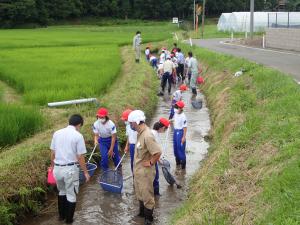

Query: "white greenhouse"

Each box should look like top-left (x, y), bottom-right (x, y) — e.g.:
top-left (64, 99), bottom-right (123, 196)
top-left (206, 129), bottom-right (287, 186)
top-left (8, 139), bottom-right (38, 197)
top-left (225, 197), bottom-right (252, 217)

top-left (217, 13), bottom-right (232, 31)
top-left (217, 11), bottom-right (300, 32)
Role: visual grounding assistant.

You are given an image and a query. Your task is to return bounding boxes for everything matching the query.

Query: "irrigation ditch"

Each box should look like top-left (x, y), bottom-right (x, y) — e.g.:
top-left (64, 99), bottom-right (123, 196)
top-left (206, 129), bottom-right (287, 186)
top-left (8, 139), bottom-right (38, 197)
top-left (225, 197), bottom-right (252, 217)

top-left (22, 77), bottom-right (211, 225)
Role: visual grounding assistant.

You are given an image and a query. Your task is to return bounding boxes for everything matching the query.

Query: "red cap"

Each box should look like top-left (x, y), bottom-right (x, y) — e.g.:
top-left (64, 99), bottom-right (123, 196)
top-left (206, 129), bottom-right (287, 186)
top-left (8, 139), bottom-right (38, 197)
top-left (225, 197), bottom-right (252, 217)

top-left (197, 76), bottom-right (204, 84)
top-left (175, 101), bottom-right (185, 108)
top-left (121, 109), bottom-right (133, 121)
top-left (96, 108), bottom-right (108, 117)
top-left (179, 84), bottom-right (188, 91)
top-left (159, 118), bottom-right (170, 127)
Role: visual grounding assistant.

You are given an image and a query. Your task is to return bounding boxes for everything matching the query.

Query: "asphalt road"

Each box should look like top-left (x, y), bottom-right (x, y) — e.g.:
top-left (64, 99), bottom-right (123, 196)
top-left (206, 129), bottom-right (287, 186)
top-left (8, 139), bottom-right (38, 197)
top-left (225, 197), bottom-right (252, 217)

top-left (192, 38), bottom-right (300, 83)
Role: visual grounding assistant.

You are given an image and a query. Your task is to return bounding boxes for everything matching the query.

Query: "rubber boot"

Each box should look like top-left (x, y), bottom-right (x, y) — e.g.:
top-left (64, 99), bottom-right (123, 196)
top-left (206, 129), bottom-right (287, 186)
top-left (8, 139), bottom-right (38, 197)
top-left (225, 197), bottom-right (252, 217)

top-left (192, 88), bottom-right (197, 95)
top-left (144, 208), bottom-right (154, 225)
top-left (65, 201), bottom-right (76, 224)
top-left (154, 186), bottom-right (160, 196)
top-left (181, 160), bottom-right (186, 170)
top-left (137, 201), bottom-right (145, 217)
top-left (58, 195), bottom-right (67, 221)
top-left (175, 158), bottom-right (180, 166)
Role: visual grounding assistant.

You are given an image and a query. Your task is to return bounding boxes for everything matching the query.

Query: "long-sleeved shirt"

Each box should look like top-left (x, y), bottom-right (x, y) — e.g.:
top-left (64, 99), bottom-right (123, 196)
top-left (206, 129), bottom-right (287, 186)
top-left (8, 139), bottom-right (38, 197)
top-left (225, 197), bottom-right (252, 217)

top-left (133, 34), bottom-right (142, 48)
top-left (188, 57), bottom-right (198, 74)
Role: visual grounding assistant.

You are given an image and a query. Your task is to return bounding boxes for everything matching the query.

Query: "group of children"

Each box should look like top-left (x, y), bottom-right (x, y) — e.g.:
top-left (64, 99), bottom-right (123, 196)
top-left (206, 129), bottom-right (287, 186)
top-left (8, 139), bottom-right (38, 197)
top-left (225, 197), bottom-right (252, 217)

top-left (92, 88), bottom-right (188, 196)
top-left (91, 43), bottom-right (195, 198)
top-left (145, 43), bottom-right (194, 95)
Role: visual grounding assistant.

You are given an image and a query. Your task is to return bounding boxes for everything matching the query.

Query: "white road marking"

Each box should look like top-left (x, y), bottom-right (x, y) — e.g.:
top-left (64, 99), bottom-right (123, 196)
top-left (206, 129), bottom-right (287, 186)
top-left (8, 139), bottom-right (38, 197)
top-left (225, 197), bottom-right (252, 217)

top-left (220, 41), bottom-right (300, 57)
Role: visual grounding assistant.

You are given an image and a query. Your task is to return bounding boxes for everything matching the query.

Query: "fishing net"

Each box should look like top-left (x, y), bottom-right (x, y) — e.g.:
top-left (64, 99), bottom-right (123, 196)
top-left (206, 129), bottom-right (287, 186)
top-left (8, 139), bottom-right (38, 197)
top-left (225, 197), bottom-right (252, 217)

top-left (99, 169), bottom-right (123, 193)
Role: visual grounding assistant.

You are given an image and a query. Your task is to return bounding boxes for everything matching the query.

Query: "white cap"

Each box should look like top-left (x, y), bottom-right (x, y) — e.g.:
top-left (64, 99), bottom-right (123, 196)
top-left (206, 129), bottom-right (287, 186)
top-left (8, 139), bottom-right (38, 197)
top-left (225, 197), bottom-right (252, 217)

top-left (128, 110), bottom-right (146, 124)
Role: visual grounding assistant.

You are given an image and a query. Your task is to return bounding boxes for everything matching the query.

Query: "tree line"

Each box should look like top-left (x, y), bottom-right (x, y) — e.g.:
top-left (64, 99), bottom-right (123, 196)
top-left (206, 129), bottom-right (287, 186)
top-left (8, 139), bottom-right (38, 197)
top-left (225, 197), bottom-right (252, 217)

top-left (0, 0), bottom-right (295, 28)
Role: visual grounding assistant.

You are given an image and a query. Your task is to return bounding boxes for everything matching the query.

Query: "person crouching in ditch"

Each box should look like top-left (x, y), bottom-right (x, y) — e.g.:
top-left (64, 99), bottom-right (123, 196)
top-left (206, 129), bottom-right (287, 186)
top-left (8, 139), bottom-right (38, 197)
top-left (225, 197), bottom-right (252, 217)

top-left (50, 114), bottom-right (90, 224)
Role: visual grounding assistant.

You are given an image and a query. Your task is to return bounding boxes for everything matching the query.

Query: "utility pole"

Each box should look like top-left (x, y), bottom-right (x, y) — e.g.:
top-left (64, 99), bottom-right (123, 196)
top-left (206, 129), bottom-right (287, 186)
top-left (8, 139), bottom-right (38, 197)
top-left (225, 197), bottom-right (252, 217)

top-left (250, 0), bottom-right (254, 39)
top-left (193, 0), bottom-right (196, 30)
top-left (201, 0), bottom-right (206, 38)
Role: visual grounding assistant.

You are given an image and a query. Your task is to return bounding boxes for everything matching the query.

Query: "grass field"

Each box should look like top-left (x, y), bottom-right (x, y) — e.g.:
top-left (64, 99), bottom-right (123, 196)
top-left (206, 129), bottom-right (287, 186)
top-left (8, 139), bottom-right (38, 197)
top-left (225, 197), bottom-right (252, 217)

top-left (0, 21), bottom-right (173, 224)
top-left (0, 23), bottom-right (177, 49)
top-left (0, 45), bottom-right (121, 105)
top-left (0, 22), bottom-right (177, 147)
top-left (0, 104), bottom-right (44, 148)
top-left (0, 84), bottom-right (3, 101)
top-left (0, 45), bottom-right (160, 225)
top-left (170, 43), bottom-right (300, 224)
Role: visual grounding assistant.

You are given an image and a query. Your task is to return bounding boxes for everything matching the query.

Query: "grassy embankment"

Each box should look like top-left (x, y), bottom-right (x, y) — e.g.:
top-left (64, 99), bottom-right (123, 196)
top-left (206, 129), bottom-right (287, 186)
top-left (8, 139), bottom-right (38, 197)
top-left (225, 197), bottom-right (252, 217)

top-left (0, 23), bottom-right (174, 224)
top-left (170, 43), bottom-right (300, 224)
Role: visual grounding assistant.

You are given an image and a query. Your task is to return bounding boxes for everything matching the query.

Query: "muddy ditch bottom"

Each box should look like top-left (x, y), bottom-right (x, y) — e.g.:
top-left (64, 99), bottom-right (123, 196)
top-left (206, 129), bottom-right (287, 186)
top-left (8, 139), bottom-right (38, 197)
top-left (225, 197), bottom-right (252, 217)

top-left (23, 88), bottom-right (211, 225)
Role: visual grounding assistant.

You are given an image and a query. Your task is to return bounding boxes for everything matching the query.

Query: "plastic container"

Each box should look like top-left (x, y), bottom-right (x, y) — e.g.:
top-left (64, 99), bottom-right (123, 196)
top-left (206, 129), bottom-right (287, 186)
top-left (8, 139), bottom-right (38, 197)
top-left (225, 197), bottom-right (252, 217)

top-left (47, 167), bottom-right (56, 186)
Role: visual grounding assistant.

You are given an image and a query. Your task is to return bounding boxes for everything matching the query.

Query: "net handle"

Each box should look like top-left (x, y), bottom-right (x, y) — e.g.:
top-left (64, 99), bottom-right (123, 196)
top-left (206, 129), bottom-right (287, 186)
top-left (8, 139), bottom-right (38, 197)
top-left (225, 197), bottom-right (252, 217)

top-left (87, 144), bottom-right (98, 163)
top-left (115, 153), bottom-right (126, 171)
top-left (162, 127), bottom-right (170, 155)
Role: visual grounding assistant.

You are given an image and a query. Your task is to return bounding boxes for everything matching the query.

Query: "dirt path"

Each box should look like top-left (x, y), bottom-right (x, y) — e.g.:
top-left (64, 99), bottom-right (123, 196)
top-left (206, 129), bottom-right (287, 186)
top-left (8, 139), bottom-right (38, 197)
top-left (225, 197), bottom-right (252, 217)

top-left (0, 80), bottom-right (22, 104)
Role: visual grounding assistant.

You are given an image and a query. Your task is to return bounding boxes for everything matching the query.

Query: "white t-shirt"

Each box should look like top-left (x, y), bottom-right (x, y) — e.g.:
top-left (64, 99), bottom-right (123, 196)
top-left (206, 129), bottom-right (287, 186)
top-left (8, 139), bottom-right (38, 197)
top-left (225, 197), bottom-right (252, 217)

top-left (151, 129), bottom-right (167, 161)
top-left (126, 123), bottom-right (137, 144)
top-left (93, 119), bottom-right (117, 138)
top-left (174, 112), bottom-right (187, 130)
top-left (151, 129), bottom-right (160, 143)
top-left (150, 56), bottom-right (156, 62)
top-left (177, 52), bottom-right (185, 64)
top-left (159, 52), bottom-right (166, 64)
top-left (172, 90), bottom-right (182, 102)
top-left (145, 49), bottom-right (150, 56)
top-left (50, 125), bottom-right (87, 164)
top-left (163, 59), bottom-right (175, 73)
top-left (185, 57), bottom-right (190, 66)
top-left (172, 57), bottom-right (178, 67)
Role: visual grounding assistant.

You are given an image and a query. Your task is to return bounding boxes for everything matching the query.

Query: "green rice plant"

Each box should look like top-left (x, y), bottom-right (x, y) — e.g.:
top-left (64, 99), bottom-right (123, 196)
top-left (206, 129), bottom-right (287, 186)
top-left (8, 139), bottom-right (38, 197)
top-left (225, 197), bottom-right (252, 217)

top-left (0, 104), bottom-right (44, 147)
top-left (0, 45), bottom-right (121, 105)
top-left (0, 85), bottom-right (3, 102)
top-left (0, 23), bottom-right (178, 49)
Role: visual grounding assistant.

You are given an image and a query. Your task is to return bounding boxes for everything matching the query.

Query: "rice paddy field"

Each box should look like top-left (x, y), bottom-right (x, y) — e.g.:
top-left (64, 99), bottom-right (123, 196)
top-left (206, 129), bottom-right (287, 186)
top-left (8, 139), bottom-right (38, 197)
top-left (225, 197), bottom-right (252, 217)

top-left (0, 22), bottom-right (178, 147)
top-left (0, 45), bottom-right (121, 105)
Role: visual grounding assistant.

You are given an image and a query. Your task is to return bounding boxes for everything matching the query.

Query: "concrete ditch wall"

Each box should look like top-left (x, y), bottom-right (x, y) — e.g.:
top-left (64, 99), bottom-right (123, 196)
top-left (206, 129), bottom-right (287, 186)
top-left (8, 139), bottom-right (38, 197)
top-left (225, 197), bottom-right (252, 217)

top-left (266, 28), bottom-right (300, 52)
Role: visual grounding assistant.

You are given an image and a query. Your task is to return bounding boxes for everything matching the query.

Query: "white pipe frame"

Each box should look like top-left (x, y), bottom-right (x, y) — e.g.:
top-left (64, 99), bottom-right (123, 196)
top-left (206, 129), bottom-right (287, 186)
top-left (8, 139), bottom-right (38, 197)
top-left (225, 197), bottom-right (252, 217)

top-left (48, 98), bottom-right (98, 107)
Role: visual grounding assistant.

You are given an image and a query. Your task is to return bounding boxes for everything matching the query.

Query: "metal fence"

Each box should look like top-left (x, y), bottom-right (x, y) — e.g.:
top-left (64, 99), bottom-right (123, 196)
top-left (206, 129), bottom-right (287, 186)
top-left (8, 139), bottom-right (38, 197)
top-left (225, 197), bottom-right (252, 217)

top-left (268, 12), bottom-right (300, 28)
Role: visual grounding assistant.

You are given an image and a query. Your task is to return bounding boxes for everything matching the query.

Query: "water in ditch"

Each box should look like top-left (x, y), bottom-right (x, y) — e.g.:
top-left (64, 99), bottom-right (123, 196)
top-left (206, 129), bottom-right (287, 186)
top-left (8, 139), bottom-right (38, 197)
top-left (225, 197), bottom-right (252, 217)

top-left (23, 88), bottom-right (211, 225)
